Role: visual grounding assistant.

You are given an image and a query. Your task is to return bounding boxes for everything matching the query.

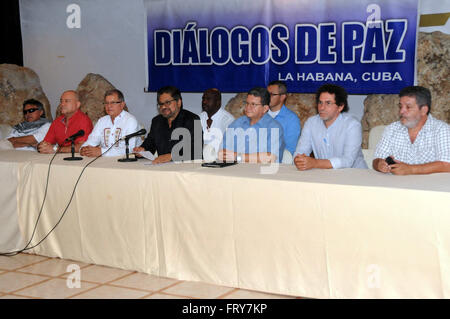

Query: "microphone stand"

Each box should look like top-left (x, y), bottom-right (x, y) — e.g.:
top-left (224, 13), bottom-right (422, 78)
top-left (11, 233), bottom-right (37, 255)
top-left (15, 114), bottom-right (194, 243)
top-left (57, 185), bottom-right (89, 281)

top-left (118, 138), bottom-right (137, 162)
top-left (63, 140), bottom-right (83, 161)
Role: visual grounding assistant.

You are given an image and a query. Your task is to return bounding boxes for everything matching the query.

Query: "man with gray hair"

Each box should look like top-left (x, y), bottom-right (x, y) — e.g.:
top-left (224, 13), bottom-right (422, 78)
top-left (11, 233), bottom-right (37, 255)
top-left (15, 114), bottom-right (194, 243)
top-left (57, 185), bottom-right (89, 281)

top-left (373, 86), bottom-right (450, 175)
top-left (80, 89), bottom-right (140, 157)
top-left (219, 87), bottom-right (285, 163)
top-left (6, 99), bottom-right (51, 151)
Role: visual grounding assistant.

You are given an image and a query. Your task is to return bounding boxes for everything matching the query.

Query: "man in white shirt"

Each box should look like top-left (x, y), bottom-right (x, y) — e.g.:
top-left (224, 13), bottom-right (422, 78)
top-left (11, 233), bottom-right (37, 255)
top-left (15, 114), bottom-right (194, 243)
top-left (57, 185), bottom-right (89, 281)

top-left (373, 86), bottom-right (450, 175)
top-left (80, 89), bottom-right (140, 157)
top-left (294, 84), bottom-right (367, 170)
top-left (6, 99), bottom-right (51, 151)
top-left (199, 88), bottom-right (235, 158)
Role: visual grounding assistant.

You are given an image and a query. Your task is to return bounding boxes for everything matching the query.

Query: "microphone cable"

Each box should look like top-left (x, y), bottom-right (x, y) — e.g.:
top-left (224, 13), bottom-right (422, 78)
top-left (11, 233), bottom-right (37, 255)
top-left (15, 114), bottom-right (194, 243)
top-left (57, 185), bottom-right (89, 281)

top-left (0, 139), bottom-right (123, 256)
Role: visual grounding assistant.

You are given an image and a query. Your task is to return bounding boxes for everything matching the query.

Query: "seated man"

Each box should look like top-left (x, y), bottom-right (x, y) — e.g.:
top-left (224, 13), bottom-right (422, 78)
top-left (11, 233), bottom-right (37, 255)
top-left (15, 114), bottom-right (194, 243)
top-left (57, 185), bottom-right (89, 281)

top-left (133, 86), bottom-right (202, 163)
top-left (38, 90), bottom-right (93, 153)
top-left (294, 84), bottom-right (367, 170)
top-left (218, 87), bottom-right (285, 163)
top-left (267, 80), bottom-right (301, 155)
top-left (373, 86), bottom-right (450, 175)
top-left (200, 88), bottom-right (234, 158)
top-left (6, 99), bottom-right (51, 151)
top-left (80, 89), bottom-right (140, 157)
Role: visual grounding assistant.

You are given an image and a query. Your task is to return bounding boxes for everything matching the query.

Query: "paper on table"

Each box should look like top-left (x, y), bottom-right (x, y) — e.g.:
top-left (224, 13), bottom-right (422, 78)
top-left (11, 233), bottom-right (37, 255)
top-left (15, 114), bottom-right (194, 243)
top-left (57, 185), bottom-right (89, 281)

top-left (138, 151), bottom-right (156, 161)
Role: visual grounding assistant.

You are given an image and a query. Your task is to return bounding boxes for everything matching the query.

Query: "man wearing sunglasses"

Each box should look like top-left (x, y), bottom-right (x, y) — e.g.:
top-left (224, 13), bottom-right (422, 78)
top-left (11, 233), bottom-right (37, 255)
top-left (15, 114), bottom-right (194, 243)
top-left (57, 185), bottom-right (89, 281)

top-left (6, 99), bottom-right (51, 151)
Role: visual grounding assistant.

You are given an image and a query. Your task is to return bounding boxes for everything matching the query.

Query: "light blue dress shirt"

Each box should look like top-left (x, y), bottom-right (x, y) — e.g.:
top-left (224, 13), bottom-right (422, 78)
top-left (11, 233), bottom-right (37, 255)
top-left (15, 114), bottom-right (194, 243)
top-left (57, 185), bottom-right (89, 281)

top-left (273, 105), bottom-right (301, 155)
top-left (294, 113), bottom-right (367, 169)
top-left (222, 113), bottom-right (285, 162)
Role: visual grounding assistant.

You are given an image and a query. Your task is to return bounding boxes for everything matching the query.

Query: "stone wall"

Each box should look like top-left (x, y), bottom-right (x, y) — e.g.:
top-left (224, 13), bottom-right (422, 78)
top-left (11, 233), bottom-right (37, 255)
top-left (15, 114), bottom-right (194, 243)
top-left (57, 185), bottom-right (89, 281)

top-left (0, 64), bottom-right (52, 126)
top-left (362, 31), bottom-right (450, 148)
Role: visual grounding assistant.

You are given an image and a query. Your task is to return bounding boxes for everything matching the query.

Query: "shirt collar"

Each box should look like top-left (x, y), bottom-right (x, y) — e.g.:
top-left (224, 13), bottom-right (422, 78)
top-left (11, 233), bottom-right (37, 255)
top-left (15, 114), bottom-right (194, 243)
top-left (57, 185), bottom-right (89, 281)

top-left (421, 114), bottom-right (434, 132)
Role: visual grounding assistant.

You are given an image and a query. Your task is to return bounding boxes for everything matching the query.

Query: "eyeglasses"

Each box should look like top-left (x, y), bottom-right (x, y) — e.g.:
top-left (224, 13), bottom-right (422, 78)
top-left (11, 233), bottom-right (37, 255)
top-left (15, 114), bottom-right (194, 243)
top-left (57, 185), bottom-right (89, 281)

top-left (157, 99), bottom-right (176, 107)
top-left (243, 102), bottom-right (263, 108)
top-left (103, 101), bottom-right (122, 105)
top-left (23, 108), bottom-right (39, 115)
top-left (318, 101), bottom-right (336, 106)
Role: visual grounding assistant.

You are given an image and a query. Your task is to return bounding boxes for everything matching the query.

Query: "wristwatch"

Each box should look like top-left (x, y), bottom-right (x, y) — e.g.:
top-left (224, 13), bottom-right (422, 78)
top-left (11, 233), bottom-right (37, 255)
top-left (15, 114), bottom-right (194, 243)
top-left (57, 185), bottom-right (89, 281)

top-left (236, 153), bottom-right (243, 163)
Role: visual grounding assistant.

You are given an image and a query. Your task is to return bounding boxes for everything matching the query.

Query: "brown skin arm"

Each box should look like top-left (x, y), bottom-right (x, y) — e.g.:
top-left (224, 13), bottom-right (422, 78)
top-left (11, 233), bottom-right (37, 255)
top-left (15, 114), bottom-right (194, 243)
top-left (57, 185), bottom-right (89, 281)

top-left (373, 158), bottom-right (391, 173)
top-left (294, 154), bottom-right (332, 171)
top-left (373, 157), bottom-right (450, 175)
top-left (79, 145), bottom-right (102, 157)
top-left (390, 160), bottom-right (450, 175)
top-left (37, 141), bottom-right (84, 154)
top-left (8, 135), bottom-right (38, 148)
top-left (217, 149), bottom-right (277, 163)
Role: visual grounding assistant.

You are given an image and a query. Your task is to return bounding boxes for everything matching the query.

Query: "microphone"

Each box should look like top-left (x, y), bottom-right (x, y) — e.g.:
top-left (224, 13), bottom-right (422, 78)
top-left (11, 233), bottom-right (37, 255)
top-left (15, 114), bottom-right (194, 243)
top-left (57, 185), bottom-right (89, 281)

top-left (122, 128), bottom-right (146, 140)
top-left (65, 130), bottom-right (85, 142)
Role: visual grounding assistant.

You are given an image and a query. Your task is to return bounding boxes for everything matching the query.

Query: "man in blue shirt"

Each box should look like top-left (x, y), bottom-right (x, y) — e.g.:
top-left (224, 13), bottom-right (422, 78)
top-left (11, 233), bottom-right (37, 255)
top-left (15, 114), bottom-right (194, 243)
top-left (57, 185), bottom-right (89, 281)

top-left (294, 84), bottom-right (367, 170)
top-left (219, 87), bottom-right (285, 163)
top-left (267, 81), bottom-right (301, 155)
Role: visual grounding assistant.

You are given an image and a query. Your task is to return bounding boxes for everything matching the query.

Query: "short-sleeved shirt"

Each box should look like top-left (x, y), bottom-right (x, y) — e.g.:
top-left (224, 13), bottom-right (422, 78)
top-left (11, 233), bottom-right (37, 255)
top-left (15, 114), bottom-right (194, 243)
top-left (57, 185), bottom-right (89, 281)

top-left (294, 113), bottom-right (367, 169)
top-left (44, 110), bottom-right (93, 146)
top-left (7, 122), bottom-right (51, 151)
top-left (374, 114), bottom-right (450, 164)
top-left (81, 110), bottom-right (140, 156)
top-left (222, 113), bottom-right (285, 162)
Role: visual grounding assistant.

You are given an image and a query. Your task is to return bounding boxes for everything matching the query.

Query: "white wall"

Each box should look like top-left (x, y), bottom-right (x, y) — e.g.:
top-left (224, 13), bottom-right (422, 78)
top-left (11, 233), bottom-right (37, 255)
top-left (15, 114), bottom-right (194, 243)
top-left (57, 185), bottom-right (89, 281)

top-left (20, 0), bottom-right (449, 126)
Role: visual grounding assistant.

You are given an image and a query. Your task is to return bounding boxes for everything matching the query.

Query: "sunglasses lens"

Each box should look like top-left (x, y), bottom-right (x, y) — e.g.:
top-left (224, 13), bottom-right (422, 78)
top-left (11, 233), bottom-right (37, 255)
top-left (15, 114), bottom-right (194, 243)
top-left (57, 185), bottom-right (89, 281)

top-left (24, 108), bottom-right (38, 114)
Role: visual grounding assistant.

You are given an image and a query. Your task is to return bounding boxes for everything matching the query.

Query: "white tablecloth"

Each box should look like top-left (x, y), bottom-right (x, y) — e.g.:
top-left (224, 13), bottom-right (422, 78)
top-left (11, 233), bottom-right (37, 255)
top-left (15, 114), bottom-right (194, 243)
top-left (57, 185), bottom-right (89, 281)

top-left (1, 150), bottom-right (449, 298)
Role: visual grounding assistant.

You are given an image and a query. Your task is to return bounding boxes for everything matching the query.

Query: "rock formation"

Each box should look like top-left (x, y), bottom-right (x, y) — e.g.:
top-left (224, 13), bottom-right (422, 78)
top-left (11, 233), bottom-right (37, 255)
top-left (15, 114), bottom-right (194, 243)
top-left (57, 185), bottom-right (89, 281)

top-left (362, 31), bottom-right (450, 148)
top-left (55, 73), bottom-right (128, 125)
top-left (0, 64), bottom-right (52, 125)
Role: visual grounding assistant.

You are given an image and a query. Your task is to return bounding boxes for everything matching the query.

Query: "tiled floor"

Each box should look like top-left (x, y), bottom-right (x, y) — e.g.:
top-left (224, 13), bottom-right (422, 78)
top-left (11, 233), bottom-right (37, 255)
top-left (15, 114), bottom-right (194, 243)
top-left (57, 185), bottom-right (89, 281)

top-left (0, 253), bottom-right (298, 299)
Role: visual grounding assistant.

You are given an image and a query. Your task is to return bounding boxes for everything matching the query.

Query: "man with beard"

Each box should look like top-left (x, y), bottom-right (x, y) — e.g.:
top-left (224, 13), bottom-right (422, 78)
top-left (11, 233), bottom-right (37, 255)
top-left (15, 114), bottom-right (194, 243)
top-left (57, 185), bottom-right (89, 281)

top-left (373, 86), bottom-right (450, 175)
top-left (199, 88), bottom-right (234, 158)
top-left (133, 86), bottom-right (202, 163)
top-left (294, 84), bottom-right (367, 171)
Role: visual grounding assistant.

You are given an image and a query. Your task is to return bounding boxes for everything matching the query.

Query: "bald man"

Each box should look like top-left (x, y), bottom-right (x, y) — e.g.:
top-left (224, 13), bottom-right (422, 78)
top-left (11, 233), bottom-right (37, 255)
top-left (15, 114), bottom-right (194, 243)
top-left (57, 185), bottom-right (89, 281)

top-left (38, 90), bottom-right (93, 154)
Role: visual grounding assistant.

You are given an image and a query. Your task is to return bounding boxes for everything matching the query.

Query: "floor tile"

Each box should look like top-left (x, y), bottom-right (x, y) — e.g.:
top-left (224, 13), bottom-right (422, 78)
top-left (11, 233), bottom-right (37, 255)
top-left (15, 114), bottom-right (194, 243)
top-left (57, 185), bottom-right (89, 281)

top-left (70, 285), bottom-right (149, 299)
top-left (61, 265), bottom-right (132, 284)
top-left (222, 289), bottom-right (296, 299)
top-left (163, 281), bottom-right (234, 299)
top-left (144, 292), bottom-right (189, 299)
top-left (0, 272), bottom-right (49, 293)
top-left (18, 258), bottom-right (87, 277)
top-left (0, 254), bottom-right (48, 271)
top-left (110, 272), bottom-right (178, 292)
top-left (15, 278), bottom-right (97, 299)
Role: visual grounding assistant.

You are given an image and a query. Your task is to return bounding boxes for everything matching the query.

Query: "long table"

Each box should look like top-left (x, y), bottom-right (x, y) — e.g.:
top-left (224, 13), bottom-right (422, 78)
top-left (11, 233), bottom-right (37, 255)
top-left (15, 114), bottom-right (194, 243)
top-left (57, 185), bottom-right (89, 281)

top-left (1, 150), bottom-right (449, 298)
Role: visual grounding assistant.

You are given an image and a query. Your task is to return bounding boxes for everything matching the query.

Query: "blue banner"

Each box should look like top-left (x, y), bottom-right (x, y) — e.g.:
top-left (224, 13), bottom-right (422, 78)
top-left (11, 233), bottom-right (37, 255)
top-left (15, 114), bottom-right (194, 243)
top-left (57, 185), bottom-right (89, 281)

top-left (145, 0), bottom-right (418, 94)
